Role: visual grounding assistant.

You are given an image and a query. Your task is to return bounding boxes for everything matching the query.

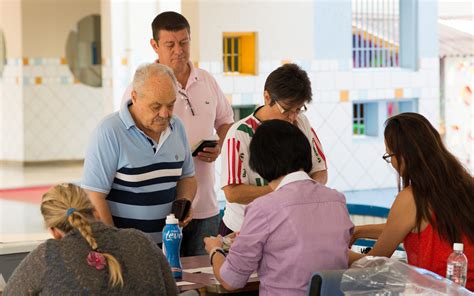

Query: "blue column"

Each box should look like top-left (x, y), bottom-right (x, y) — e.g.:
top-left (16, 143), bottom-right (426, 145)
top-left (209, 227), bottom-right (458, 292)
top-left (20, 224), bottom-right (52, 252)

top-left (314, 0), bottom-right (352, 60)
top-left (399, 0), bottom-right (418, 70)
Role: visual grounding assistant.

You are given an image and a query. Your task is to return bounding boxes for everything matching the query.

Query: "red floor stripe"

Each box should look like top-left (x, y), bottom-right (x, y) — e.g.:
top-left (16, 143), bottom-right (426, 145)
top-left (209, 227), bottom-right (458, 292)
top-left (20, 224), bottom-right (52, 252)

top-left (0, 185), bottom-right (53, 204)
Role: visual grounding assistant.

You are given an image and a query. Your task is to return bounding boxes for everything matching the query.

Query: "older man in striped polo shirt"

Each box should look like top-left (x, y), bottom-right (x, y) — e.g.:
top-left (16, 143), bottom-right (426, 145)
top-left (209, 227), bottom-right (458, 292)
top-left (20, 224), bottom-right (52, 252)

top-left (82, 63), bottom-right (197, 243)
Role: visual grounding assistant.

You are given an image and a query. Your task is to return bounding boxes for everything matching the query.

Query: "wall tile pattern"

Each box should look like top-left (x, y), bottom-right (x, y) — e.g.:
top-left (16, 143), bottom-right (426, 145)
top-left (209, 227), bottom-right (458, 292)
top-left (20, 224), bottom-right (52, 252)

top-left (1, 58), bottom-right (105, 161)
top-left (209, 57), bottom-right (440, 192)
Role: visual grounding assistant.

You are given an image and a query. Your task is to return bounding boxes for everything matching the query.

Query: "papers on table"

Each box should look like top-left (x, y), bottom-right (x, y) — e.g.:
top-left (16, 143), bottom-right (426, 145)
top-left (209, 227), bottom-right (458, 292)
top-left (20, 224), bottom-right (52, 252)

top-left (351, 245), bottom-right (407, 263)
top-left (184, 267), bottom-right (258, 279)
top-left (184, 266), bottom-right (214, 274)
top-left (176, 281), bottom-right (196, 287)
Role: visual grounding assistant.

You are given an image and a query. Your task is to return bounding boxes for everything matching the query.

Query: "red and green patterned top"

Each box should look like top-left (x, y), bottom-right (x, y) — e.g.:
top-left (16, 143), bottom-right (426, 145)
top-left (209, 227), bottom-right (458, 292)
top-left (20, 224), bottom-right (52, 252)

top-left (220, 108), bottom-right (327, 232)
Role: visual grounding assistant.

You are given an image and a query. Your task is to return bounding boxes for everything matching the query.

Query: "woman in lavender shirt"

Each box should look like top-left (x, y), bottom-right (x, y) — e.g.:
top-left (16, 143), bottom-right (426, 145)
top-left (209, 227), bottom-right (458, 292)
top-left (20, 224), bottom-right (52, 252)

top-left (204, 119), bottom-right (354, 296)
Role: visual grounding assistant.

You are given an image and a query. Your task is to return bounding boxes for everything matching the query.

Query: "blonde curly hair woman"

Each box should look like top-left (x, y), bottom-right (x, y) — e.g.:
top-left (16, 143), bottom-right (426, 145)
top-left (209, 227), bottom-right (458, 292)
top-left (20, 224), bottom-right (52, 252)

top-left (4, 183), bottom-right (178, 295)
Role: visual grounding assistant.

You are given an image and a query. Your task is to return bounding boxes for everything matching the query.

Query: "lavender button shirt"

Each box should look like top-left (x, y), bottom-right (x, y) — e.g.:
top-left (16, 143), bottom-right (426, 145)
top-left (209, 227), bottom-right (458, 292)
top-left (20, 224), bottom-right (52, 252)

top-left (220, 172), bottom-right (354, 296)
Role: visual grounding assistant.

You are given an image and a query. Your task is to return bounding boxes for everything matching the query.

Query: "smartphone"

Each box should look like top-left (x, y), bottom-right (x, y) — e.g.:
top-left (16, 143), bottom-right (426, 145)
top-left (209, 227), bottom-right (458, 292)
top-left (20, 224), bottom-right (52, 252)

top-left (171, 199), bottom-right (191, 221)
top-left (192, 140), bottom-right (218, 157)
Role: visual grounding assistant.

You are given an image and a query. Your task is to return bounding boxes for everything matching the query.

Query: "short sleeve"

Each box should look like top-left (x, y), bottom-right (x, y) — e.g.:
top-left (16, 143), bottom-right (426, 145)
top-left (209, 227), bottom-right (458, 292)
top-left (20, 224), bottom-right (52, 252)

top-left (220, 126), bottom-right (249, 187)
top-left (81, 122), bottom-right (120, 194)
top-left (298, 115), bottom-right (327, 172)
top-left (220, 203), bottom-right (269, 288)
top-left (209, 75), bottom-right (234, 129)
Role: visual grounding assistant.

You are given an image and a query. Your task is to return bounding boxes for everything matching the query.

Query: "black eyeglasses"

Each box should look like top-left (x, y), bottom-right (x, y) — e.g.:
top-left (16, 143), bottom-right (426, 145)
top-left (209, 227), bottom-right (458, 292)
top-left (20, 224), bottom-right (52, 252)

top-left (178, 89), bottom-right (195, 116)
top-left (274, 100), bottom-right (307, 115)
top-left (382, 153), bottom-right (395, 163)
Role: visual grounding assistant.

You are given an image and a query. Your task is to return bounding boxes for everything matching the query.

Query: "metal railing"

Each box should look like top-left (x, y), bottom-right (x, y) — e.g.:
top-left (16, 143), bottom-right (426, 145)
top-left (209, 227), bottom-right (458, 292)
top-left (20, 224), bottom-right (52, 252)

top-left (352, 0), bottom-right (400, 68)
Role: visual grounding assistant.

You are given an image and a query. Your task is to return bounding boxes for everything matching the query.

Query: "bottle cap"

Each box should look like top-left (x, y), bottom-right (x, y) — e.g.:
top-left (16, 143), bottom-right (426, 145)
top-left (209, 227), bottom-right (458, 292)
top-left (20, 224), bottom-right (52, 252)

top-left (453, 243), bottom-right (464, 251)
top-left (166, 214), bottom-right (179, 224)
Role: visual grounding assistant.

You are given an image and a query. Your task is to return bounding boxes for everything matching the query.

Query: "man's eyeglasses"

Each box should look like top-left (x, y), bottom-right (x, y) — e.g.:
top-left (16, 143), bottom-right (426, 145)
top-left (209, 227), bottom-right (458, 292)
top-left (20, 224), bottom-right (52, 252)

top-left (274, 100), bottom-right (307, 115)
top-left (178, 90), bottom-right (195, 116)
top-left (382, 153), bottom-right (395, 163)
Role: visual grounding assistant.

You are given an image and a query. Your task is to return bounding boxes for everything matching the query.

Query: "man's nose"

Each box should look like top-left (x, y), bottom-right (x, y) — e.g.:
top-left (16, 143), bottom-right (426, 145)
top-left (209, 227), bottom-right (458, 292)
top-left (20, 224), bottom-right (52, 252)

top-left (158, 108), bottom-right (170, 118)
top-left (287, 111), bottom-right (298, 122)
top-left (175, 44), bottom-right (184, 54)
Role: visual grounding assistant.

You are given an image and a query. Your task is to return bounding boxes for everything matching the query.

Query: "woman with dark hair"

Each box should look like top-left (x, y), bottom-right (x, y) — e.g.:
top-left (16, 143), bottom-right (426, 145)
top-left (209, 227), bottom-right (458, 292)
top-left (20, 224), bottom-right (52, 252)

top-left (204, 120), bottom-right (353, 296)
top-left (349, 112), bottom-right (474, 290)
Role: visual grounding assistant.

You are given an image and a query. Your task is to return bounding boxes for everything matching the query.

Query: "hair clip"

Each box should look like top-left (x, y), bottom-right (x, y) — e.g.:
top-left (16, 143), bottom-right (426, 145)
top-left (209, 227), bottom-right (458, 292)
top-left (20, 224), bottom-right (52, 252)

top-left (66, 208), bottom-right (76, 217)
top-left (87, 251), bottom-right (107, 270)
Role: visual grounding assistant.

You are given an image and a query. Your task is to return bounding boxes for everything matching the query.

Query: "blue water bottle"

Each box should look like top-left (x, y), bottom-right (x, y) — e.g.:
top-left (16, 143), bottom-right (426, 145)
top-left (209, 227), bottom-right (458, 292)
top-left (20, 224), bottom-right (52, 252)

top-left (162, 214), bottom-right (183, 279)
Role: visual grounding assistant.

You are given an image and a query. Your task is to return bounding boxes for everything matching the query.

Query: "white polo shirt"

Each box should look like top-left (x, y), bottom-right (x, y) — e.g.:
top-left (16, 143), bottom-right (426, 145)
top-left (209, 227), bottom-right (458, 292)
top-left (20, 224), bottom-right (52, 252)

top-left (220, 108), bottom-right (327, 232)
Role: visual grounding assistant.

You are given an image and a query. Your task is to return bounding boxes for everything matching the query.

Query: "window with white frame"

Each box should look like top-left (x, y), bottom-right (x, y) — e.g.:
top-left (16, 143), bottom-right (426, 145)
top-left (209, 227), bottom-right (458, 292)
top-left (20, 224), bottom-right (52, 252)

top-left (352, 0), bottom-right (399, 68)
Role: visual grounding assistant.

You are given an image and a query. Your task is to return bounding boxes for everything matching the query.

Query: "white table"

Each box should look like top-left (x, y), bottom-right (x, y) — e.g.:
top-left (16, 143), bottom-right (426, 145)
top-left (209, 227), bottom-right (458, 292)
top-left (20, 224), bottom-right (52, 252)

top-left (0, 233), bottom-right (49, 281)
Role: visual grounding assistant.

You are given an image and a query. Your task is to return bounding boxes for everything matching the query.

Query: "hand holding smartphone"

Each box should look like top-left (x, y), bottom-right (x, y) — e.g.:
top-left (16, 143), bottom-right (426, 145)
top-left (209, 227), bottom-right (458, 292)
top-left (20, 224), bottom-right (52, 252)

top-left (171, 199), bottom-right (191, 221)
top-left (191, 140), bottom-right (218, 157)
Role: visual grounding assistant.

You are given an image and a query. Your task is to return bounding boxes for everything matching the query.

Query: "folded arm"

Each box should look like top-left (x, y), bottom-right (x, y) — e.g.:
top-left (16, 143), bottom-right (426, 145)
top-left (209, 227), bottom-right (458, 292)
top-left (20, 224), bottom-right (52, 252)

top-left (223, 183), bottom-right (272, 205)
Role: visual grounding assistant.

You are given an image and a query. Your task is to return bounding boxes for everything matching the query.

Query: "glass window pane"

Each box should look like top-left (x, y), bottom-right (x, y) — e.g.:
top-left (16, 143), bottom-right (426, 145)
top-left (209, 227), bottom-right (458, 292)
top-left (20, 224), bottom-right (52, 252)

top-left (234, 38), bottom-right (239, 54)
top-left (234, 56), bottom-right (239, 72)
top-left (227, 56), bottom-right (232, 71)
top-left (227, 38), bottom-right (232, 54)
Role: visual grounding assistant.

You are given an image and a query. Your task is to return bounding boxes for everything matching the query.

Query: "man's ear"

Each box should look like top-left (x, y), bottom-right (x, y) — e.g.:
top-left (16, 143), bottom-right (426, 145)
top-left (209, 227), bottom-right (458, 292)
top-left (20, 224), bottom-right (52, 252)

top-left (263, 90), bottom-right (271, 105)
top-left (131, 90), bottom-right (138, 105)
top-left (150, 38), bottom-right (159, 52)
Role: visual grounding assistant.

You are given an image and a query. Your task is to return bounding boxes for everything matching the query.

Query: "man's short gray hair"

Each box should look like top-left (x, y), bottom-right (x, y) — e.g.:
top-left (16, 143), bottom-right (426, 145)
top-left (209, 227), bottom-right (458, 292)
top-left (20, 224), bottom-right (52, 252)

top-left (132, 63), bottom-right (177, 95)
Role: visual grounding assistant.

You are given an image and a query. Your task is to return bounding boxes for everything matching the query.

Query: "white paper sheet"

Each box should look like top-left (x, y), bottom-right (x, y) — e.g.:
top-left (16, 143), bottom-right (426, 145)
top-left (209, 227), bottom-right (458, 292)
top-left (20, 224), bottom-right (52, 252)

top-left (176, 281), bottom-right (196, 287)
top-left (184, 267), bottom-right (258, 280)
top-left (184, 266), bottom-right (214, 274)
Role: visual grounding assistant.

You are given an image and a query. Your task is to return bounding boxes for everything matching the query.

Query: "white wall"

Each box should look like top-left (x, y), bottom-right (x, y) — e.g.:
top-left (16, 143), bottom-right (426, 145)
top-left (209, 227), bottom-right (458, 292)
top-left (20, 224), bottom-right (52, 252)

top-left (444, 57), bottom-right (474, 173)
top-left (104, 0), bottom-right (180, 110)
top-left (192, 0), bottom-right (440, 192)
top-left (196, 0), bottom-right (314, 62)
top-left (0, 0), bottom-right (105, 162)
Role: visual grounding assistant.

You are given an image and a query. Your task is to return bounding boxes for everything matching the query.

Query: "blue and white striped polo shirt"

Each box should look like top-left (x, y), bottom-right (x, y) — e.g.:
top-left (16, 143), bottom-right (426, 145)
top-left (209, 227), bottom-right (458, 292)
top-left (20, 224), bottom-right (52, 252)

top-left (82, 102), bottom-right (195, 243)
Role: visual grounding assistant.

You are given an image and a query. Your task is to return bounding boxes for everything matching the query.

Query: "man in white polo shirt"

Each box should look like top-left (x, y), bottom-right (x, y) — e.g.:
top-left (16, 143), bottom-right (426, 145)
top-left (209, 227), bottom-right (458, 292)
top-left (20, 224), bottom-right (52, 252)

top-left (82, 63), bottom-right (197, 244)
top-left (122, 12), bottom-right (234, 256)
top-left (220, 64), bottom-right (328, 235)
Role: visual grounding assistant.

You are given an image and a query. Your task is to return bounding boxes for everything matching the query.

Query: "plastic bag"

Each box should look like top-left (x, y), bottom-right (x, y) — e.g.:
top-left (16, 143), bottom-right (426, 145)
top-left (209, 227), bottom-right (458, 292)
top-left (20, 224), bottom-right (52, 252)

top-left (340, 256), bottom-right (472, 295)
